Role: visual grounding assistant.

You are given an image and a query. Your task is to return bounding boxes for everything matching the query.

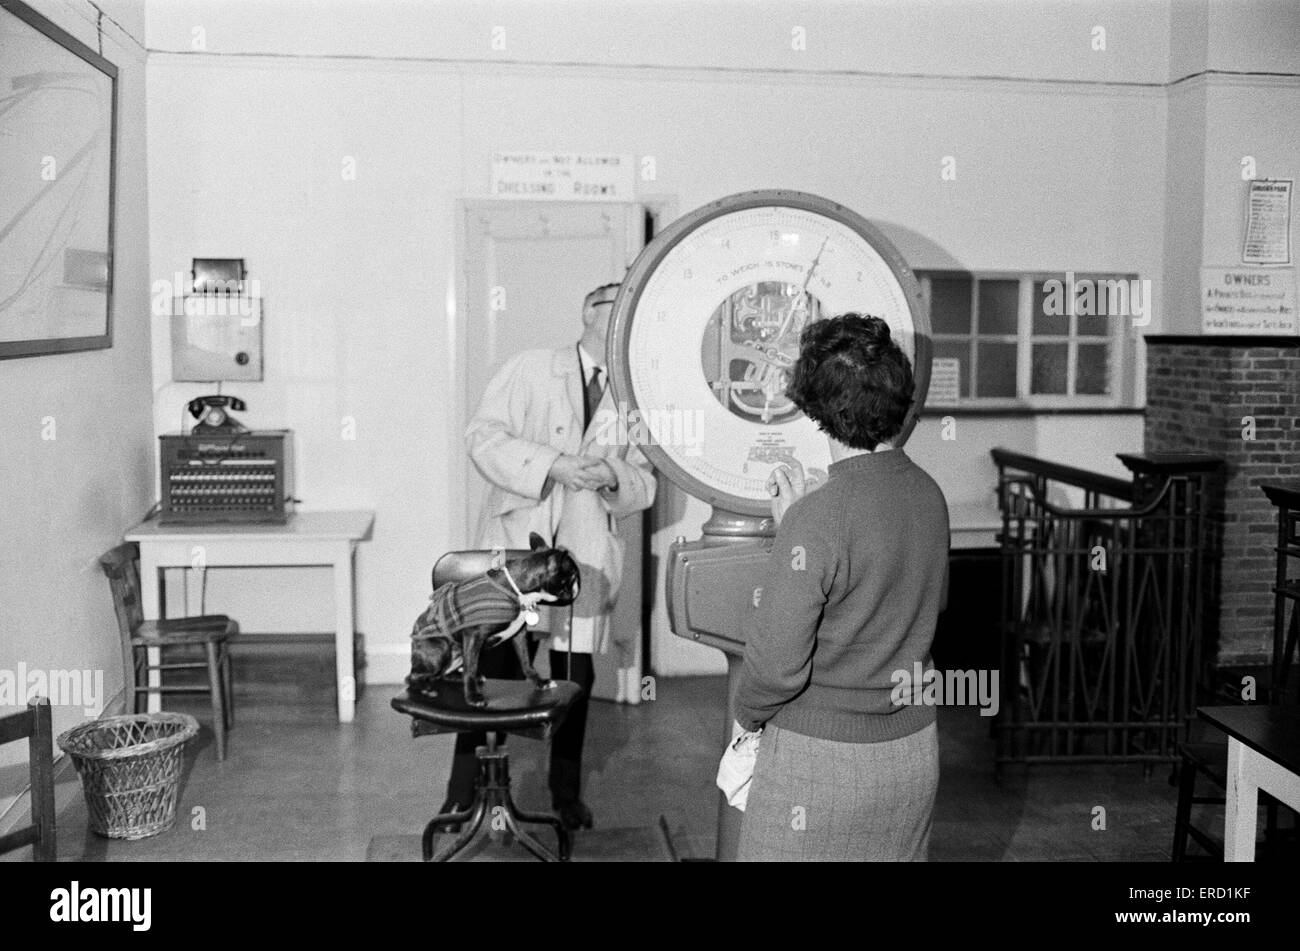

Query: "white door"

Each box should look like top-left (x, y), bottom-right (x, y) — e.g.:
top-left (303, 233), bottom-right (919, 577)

top-left (457, 200), bottom-right (646, 702)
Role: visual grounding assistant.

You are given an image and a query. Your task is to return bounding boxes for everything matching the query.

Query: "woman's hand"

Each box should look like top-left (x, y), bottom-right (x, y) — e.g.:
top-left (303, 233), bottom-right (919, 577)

top-left (767, 461), bottom-right (808, 526)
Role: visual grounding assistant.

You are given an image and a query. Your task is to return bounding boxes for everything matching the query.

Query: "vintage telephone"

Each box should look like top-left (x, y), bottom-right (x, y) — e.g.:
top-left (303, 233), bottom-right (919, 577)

top-left (187, 395), bottom-right (249, 434)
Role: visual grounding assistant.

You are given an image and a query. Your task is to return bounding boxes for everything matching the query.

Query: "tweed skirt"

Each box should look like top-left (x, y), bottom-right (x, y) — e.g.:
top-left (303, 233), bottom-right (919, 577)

top-left (737, 722), bottom-right (939, 862)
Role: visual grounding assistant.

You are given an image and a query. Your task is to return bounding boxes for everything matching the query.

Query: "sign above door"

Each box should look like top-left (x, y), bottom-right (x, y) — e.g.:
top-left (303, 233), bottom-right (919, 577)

top-left (490, 152), bottom-right (636, 202)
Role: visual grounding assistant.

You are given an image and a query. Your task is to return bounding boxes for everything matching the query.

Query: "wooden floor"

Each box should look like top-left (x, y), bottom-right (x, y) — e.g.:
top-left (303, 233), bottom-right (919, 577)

top-left (11, 671), bottom-right (1217, 862)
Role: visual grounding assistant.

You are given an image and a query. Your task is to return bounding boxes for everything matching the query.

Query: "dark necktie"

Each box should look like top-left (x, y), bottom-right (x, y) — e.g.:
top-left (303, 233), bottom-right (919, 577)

top-left (584, 365), bottom-right (605, 431)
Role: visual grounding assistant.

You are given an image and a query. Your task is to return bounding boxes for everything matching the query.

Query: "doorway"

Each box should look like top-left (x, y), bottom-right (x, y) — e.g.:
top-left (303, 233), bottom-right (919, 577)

top-left (455, 199), bottom-right (659, 702)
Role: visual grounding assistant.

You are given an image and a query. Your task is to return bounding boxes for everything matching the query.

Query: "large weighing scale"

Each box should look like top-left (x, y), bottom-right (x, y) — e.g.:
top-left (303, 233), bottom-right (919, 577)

top-left (606, 190), bottom-right (932, 860)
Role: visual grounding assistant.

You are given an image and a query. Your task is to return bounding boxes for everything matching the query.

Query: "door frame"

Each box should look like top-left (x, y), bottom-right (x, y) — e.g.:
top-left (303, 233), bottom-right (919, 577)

top-left (448, 196), bottom-right (677, 549)
top-left (447, 196), bottom-right (678, 691)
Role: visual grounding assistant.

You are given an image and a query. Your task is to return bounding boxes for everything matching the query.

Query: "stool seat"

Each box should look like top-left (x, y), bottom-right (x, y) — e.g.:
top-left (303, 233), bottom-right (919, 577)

top-left (392, 679), bottom-right (580, 740)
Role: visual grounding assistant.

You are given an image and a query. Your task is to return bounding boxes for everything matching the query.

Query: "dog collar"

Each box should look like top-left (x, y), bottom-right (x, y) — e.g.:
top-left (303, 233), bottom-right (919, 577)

top-left (500, 564), bottom-right (556, 627)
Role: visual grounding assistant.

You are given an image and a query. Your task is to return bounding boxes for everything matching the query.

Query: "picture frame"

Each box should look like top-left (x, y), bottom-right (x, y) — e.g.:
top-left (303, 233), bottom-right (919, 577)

top-left (0, 0), bottom-right (118, 360)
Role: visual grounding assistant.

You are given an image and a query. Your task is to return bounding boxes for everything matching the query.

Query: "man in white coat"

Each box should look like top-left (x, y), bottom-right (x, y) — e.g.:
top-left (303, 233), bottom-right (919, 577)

top-left (448, 282), bottom-right (657, 830)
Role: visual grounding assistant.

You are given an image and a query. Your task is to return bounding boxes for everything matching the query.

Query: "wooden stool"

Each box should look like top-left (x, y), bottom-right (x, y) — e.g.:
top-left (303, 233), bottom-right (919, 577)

top-left (392, 678), bottom-right (579, 862)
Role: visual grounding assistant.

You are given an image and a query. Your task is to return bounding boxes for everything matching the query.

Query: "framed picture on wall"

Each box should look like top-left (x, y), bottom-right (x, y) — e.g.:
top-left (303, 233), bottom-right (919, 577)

top-left (0, 0), bottom-right (117, 359)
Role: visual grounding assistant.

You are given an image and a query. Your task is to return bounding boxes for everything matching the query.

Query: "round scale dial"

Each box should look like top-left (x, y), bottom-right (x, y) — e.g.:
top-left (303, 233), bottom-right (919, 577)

top-left (608, 190), bottom-right (931, 517)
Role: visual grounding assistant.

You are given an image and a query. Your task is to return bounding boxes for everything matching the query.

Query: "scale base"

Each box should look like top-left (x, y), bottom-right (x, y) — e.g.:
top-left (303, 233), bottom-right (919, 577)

top-left (665, 507), bottom-right (774, 860)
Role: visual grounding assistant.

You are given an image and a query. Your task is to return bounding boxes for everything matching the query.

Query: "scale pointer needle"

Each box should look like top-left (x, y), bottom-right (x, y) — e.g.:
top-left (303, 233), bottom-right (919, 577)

top-left (776, 235), bottom-right (829, 344)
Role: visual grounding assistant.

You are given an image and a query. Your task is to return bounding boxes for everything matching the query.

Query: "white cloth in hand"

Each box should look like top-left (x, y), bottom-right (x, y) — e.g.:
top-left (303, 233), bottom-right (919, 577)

top-left (716, 720), bottom-right (762, 812)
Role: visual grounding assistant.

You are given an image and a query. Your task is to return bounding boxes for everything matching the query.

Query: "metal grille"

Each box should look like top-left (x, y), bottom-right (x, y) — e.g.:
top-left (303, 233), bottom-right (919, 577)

top-left (992, 449), bottom-right (1217, 767)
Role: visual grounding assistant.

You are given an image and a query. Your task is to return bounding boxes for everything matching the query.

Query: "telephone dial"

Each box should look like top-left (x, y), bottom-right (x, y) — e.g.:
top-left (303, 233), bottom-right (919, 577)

top-left (187, 395), bottom-right (249, 434)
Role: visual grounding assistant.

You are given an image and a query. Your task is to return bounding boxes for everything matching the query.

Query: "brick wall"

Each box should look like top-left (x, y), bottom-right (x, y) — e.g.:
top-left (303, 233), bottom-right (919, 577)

top-left (1145, 340), bottom-right (1300, 664)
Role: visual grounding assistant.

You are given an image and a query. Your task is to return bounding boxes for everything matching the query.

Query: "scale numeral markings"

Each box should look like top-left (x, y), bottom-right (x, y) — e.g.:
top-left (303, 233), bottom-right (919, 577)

top-left (657, 310), bottom-right (667, 322)
top-left (650, 358), bottom-right (660, 370)
top-left (769, 230), bottom-right (780, 242)
top-left (683, 268), bottom-right (693, 279)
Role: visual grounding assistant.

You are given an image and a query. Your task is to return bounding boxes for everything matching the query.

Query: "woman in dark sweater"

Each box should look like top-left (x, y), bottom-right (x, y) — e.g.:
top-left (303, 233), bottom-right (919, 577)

top-left (735, 313), bottom-right (949, 862)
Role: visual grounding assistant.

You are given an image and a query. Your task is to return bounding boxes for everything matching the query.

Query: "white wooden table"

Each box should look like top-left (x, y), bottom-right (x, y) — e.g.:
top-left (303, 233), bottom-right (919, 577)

top-left (125, 510), bottom-right (375, 723)
top-left (1199, 705), bottom-right (1300, 861)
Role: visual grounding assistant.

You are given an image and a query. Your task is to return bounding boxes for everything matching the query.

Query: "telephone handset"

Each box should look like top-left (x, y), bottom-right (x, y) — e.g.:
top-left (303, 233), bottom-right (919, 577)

top-left (187, 395), bottom-right (249, 434)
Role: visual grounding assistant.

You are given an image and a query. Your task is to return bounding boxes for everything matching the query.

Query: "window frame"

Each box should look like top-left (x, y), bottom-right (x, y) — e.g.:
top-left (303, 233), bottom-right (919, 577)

top-left (918, 269), bottom-right (1139, 412)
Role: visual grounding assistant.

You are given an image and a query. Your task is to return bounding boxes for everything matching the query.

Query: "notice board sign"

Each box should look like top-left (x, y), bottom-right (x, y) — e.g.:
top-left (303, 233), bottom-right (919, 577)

top-left (1242, 179), bottom-right (1292, 266)
top-left (491, 152), bottom-right (636, 201)
top-left (1201, 266), bottom-right (1298, 335)
top-left (928, 357), bottom-right (962, 404)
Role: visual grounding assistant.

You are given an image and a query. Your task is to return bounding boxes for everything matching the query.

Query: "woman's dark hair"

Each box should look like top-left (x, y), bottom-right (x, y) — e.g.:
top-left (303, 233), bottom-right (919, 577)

top-left (785, 313), bottom-right (914, 450)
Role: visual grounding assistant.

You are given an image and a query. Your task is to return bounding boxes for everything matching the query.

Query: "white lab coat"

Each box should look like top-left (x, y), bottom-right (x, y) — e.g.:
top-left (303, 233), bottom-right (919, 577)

top-left (466, 345), bottom-right (656, 653)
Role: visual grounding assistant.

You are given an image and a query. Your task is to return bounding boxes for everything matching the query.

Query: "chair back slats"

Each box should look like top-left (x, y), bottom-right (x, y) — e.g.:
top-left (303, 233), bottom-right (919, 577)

top-left (0, 698), bottom-right (56, 861)
top-left (100, 542), bottom-right (144, 635)
top-left (100, 542), bottom-right (143, 706)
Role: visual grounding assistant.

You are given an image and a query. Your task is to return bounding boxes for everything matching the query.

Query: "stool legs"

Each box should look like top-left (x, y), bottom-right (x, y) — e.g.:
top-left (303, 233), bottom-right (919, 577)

top-left (424, 746), bottom-right (569, 862)
top-left (426, 799), bottom-right (488, 862)
top-left (503, 788), bottom-right (571, 862)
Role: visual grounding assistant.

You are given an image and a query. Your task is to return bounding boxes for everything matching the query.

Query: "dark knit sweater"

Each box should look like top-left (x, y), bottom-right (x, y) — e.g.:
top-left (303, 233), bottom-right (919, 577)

top-left (735, 448), bottom-right (950, 743)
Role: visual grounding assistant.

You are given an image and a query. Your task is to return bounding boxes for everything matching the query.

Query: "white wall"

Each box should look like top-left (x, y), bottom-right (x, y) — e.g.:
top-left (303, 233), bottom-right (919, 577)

top-left (143, 0), bottom-right (1173, 83)
top-left (136, 0), bottom-right (1298, 679)
top-left (0, 0), bottom-right (150, 820)
top-left (1162, 0), bottom-right (1300, 335)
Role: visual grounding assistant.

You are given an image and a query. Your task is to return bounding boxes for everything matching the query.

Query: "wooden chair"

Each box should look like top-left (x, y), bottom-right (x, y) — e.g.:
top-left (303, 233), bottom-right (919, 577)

top-left (0, 698), bottom-right (56, 861)
top-left (100, 542), bottom-right (238, 761)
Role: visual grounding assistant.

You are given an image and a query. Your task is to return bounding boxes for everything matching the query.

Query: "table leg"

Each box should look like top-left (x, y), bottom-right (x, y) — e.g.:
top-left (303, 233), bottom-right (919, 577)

top-left (138, 552), bottom-right (163, 714)
top-left (334, 547), bottom-right (356, 724)
top-left (1224, 739), bottom-right (1258, 862)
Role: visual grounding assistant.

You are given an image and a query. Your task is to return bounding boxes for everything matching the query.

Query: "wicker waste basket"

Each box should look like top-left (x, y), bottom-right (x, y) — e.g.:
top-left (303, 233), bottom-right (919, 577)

top-left (57, 712), bottom-right (199, 840)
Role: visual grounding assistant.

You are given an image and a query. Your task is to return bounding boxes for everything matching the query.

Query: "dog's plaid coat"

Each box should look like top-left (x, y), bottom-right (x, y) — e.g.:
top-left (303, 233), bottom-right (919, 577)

top-left (413, 574), bottom-right (522, 647)
top-left (407, 573), bottom-right (530, 736)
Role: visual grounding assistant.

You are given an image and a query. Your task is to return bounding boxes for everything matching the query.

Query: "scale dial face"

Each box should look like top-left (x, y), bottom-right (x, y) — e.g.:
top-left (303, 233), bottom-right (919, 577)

top-left (608, 190), bottom-right (931, 517)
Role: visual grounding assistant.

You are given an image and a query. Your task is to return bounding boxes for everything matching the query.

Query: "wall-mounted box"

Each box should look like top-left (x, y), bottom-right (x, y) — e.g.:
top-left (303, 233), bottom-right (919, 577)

top-left (171, 295), bottom-right (263, 381)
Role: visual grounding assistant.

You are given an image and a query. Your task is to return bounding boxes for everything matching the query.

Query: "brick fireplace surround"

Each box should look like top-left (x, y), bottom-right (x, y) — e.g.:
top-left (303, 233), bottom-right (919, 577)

top-left (1144, 336), bottom-right (1300, 665)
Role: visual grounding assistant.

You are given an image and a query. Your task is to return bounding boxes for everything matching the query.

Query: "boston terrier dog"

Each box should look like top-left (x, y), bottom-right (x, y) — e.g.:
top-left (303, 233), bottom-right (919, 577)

top-left (408, 532), bottom-right (581, 707)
